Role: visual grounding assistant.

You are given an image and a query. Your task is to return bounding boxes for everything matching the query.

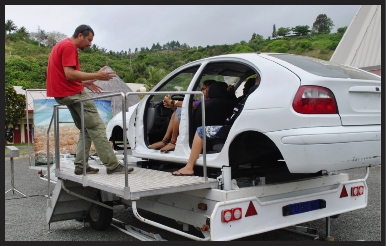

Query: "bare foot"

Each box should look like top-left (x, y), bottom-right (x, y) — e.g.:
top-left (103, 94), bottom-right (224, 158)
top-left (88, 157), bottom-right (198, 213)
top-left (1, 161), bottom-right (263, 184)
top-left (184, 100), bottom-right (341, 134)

top-left (148, 140), bottom-right (168, 149)
top-left (160, 143), bottom-right (176, 153)
top-left (172, 167), bottom-right (194, 176)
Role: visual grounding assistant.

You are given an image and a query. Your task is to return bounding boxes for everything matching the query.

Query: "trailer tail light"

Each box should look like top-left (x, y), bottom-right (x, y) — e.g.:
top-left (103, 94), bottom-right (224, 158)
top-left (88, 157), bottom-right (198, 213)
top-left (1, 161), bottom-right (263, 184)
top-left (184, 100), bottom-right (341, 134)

top-left (351, 186), bottom-right (365, 196)
top-left (358, 186), bottom-right (364, 195)
top-left (292, 86), bottom-right (338, 114)
top-left (221, 208), bottom-right (242, 223)
top-left (232, 208), bottom-right (242, 221)
top-left (340, 185), bottom-right (364, 198)
top-left (221, 209), bottom-right (233, 223)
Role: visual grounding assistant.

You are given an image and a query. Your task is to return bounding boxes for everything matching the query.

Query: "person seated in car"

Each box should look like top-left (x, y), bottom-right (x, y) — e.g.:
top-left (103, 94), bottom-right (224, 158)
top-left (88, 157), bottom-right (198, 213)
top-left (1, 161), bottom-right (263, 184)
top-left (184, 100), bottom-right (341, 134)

top-left (172, 75), bottom-right (260, 176)
top-left (236, 77), bottom-right (256, 103)
top-left (148, 80), bottom-right (215, 152)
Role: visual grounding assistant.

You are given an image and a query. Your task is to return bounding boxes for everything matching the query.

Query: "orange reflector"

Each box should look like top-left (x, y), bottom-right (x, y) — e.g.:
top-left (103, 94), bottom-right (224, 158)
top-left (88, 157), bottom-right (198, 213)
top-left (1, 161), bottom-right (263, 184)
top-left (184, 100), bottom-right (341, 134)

top-left (340, 185), bottom-right (348, 198)
top-left (198, 203), bottom-right (207, 210)
top-left (245, 201), bottom-right (258, 217)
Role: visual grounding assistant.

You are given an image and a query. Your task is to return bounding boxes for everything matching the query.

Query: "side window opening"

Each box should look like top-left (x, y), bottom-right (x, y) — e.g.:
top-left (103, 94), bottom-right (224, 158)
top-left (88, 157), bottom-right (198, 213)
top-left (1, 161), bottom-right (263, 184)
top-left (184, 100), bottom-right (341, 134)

top-left (144, 65), bottom-right (200, 146)
top-left (188, 61), bottom-right (259, 147)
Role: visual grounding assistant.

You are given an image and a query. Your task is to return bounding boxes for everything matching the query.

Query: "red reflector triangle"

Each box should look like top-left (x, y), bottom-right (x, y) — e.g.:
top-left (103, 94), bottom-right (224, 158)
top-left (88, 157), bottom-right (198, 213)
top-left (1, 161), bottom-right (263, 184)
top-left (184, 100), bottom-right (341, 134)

top-left (245, 201), bottom-right (258, 217)
top-left (340, 185), bottom-right (348, 198)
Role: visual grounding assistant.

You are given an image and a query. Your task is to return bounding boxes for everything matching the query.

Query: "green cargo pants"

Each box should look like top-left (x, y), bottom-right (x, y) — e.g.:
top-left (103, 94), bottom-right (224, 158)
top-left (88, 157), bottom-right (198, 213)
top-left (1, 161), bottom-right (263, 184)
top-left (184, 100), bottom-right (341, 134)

top-left (55, 90), bottom-right (119, 170)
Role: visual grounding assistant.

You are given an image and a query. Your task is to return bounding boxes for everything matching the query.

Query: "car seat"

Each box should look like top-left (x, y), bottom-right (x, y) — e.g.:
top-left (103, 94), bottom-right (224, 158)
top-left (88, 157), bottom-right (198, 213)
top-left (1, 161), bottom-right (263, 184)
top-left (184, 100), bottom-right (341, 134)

top-left (191, 81), bottom-right (236, 149)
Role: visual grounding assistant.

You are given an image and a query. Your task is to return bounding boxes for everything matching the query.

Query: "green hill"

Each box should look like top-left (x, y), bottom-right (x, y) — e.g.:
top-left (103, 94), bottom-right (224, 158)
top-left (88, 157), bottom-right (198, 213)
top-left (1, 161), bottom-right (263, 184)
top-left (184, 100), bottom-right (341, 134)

top-left (5, 31), bottom-right (345, 90)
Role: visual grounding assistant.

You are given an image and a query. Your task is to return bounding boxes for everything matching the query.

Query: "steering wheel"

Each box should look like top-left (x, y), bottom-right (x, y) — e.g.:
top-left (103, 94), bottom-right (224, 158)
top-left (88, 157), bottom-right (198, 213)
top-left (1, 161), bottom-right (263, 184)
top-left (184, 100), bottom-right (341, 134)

top-left (171, 94), bottom-right (185, 101)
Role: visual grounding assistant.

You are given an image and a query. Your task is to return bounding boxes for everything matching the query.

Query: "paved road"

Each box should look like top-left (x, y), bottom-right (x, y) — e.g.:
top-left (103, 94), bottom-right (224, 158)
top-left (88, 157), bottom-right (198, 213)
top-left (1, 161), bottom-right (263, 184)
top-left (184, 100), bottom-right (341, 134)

top-left (5, 156), bottom-right (382, 241)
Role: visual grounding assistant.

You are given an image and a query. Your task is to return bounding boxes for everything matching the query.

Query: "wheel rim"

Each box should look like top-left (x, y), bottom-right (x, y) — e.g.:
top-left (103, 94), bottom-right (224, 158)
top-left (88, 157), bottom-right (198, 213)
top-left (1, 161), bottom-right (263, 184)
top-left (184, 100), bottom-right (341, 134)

top-left (89, 204), bottom-right (100, 222)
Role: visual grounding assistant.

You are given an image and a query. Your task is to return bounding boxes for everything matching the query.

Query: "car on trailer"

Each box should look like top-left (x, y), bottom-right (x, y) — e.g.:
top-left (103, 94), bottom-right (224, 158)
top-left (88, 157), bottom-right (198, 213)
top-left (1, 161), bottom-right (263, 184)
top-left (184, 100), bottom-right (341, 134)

top-left (45, 52), bottom-right (381, 241)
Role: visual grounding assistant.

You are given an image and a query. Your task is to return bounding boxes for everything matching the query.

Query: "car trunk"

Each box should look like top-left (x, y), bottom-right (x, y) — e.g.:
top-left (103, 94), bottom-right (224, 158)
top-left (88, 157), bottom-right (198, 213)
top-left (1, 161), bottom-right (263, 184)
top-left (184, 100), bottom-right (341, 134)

top-left (320, 78), bottom-right (381, 126)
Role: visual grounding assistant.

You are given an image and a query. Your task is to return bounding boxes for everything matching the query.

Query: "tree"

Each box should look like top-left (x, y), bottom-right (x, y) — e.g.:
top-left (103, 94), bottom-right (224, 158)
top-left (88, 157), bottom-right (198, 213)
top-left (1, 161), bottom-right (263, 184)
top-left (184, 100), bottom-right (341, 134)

top-left (30, 29), bottom-right (48, 46)
top-left (15, 26), bottom-right (29, 39)
top-left (276, 27), bottom-right (291, 37)
top-left (5, 85), bottom-right (26, 132)
top-left (233, 45), bottom-right (254, 53)
top-left (272, 24), bottom-right (277, 38)
top-left (45, 31), bottom-right (67, 48)
top-left (137, 66), bottom-right (167, 89)
top-left (5, 19), bottom-right (17, 34)
top-left (251, 33), bottom-right (257, 41)
top-left (337, 26), bottom-right (347, 34)
top-left (291, 25), bottom-right (311, 36)
top-left (312, 14), bottom-right (334, 34)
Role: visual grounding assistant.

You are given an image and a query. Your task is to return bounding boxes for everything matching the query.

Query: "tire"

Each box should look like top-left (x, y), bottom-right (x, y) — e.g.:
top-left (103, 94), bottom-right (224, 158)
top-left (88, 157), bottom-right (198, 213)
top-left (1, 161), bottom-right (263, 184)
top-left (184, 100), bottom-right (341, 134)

top-left (87, 200), bottom-right (113, 231)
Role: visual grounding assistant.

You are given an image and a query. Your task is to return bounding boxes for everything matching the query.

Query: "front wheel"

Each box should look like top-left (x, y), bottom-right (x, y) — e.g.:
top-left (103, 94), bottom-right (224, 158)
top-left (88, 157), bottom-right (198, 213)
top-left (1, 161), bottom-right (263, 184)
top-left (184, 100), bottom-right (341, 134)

top-left (87, 199), bottom-right (113, 231)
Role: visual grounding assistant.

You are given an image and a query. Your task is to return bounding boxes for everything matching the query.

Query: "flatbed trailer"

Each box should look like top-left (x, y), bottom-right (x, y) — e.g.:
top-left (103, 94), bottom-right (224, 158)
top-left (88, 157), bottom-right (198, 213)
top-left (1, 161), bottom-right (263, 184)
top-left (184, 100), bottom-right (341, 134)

top-left (44, 155), bottom-right (369, 241)
top-left (41, 93), bottom-right (371, 241)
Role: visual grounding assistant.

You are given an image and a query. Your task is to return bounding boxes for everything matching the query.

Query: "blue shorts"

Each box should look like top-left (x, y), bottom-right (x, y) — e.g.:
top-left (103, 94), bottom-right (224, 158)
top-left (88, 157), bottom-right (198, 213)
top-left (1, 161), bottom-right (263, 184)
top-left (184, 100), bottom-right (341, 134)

top-left (197, 126), bottom-right (223, 139)
top-left (177, 107), bottom-right (182, 121)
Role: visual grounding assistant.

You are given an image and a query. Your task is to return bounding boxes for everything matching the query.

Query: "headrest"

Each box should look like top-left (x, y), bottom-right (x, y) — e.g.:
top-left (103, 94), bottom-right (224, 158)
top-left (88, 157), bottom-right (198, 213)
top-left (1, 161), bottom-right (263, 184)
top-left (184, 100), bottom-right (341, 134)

top-left (208, 81), bottom-right (228, 99)
top-left (243, 78), bottom-right (256, 95)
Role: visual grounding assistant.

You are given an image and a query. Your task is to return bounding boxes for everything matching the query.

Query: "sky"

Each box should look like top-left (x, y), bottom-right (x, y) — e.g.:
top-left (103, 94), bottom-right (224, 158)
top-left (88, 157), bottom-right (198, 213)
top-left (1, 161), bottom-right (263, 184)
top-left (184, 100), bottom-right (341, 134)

top-left (5, 5), bottom-right (361, 53)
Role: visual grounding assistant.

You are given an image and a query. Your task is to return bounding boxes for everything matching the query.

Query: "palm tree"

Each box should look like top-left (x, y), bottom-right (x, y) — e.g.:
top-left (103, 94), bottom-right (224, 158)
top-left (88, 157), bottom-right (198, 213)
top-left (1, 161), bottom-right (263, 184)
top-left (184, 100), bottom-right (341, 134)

top-left (5, 19), bottom-right (17, 34)
top-left (137, 66), bottom-right (167, 90)
top-left (16, 26), bottom-right (29, 39)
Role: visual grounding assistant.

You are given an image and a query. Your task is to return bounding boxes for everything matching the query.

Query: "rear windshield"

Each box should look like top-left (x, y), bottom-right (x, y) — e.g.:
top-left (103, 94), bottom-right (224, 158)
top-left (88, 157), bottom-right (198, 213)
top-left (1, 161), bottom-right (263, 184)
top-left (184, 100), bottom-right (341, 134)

top-left (269, 54), bottom-right (380, 81)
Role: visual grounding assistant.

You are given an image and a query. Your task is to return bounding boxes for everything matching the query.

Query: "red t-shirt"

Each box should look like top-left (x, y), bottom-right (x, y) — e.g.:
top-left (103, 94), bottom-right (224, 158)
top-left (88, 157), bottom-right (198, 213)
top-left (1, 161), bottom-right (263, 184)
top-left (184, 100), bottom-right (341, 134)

top-left (46, 38), bottom-right (84, 97)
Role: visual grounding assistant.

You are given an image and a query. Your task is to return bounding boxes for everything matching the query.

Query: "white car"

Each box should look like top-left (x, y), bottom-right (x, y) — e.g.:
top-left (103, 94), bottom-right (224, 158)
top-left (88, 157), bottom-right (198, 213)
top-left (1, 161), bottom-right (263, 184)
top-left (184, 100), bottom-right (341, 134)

top-left (106, 53), bottom-right (381, 178)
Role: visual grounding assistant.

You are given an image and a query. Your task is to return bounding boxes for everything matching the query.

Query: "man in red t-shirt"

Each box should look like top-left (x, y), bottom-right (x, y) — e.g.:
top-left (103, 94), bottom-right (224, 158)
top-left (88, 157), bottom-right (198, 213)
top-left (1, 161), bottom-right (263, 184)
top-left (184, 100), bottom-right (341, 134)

top-left (46, 24), bottom-right (133, 175)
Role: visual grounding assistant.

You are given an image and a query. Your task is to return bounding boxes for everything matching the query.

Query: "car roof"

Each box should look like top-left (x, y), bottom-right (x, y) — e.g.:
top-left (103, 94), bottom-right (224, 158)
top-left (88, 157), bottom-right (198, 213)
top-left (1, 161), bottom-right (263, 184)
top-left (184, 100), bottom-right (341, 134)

top-left (189, 52), bottom-right (380, 81)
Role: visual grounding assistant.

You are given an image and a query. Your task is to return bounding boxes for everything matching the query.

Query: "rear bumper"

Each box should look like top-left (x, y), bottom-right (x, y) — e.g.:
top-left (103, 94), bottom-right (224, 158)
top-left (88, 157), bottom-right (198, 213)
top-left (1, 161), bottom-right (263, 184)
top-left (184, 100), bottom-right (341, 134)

top-left (267, 125), bottom-right (381, 173)
top-left (210, 178), bottom-right (367, 240)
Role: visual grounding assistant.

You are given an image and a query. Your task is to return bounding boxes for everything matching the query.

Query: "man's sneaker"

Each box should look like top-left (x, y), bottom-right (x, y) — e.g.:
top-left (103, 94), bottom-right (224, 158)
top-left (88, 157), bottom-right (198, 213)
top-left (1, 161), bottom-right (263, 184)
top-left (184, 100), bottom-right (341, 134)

top-left (74, 166), bottom-right (99, 175)
top-left (107, 164), bottom-right (134, 175)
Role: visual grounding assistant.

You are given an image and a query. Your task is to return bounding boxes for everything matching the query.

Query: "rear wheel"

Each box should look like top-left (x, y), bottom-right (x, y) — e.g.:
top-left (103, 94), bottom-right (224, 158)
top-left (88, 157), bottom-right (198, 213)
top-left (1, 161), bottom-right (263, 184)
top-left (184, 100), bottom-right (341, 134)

top-left (87, 199), bottom-right (113, 231)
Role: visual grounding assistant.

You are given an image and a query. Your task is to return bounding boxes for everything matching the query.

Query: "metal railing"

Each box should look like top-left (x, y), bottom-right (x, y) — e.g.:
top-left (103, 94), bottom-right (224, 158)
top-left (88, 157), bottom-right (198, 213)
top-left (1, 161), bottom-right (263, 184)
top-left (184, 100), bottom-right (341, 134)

top-left (125, 91), bottom-right (208, 182)
top-left (45, 90), bottom-right (208, 194)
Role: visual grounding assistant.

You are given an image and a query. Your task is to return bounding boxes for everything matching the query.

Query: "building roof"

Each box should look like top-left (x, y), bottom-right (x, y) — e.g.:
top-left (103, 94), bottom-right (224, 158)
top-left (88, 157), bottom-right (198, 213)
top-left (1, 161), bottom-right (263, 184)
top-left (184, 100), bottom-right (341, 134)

top-left (126, 83), bottom-right (145, 92)
top-left (330, 5), bottom-right (381, 71)
top-left (13, 86), bottom-right (50, 111)
top-left (84, 66), bottom-right (141, 116)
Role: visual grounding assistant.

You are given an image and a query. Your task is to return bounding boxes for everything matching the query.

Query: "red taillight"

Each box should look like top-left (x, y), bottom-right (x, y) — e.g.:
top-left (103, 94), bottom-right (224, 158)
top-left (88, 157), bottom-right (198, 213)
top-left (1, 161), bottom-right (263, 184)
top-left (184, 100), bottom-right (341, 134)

top-left (340, 185), bottom-right (364, 198)
top-left (351, 186), bottom-right (365, 196)
top-left (293, 86), bottom-right (338, 114)
top-left (221, 208), bottom-right (242, 223)
top-left (222, 209), bottom-right (233, 223)
top-left (232, 208), bottom-right (242, 221)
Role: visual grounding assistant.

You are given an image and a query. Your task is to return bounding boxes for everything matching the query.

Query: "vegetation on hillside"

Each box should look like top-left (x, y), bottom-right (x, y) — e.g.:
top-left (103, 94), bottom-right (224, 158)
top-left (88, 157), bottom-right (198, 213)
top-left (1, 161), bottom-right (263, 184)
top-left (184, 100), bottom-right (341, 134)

top-left (5, 15), bottom-right (347, 91)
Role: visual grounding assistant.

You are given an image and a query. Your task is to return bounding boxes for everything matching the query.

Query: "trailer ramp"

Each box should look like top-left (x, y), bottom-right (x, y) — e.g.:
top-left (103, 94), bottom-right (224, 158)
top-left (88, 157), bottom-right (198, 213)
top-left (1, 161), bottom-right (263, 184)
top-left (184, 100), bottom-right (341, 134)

top-left (56, 164), bottom-right (218, 200)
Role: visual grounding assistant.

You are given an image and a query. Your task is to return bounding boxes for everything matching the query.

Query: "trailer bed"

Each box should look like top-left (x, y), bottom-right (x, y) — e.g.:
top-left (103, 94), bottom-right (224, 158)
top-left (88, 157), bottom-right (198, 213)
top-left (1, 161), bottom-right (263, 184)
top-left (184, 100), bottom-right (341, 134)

top-left (55, 160), bottom-right (218, 200)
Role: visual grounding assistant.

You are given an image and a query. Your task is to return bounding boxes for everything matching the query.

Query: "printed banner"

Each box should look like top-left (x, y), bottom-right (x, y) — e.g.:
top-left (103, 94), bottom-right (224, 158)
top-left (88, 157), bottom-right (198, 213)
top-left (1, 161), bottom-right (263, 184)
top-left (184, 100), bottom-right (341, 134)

top-left (33, 99), bottom-right (112, 165)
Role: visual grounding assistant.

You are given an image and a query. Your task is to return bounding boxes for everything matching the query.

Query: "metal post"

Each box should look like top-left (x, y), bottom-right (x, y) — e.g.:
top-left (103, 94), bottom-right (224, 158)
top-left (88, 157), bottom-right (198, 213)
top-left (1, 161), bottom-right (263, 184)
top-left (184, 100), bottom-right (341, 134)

top-left (121, 92), bottom-right (129, 187)
top-left (81, 102), bottom-right (86, 176)
top-left (25, 89), bottom-right (31, 167)
top-left (323, 216), bottom-right (334, 241)
top-left (201, 94), bottom-right (207, 182)
top-left (5, 146), bottom-right (27, 197)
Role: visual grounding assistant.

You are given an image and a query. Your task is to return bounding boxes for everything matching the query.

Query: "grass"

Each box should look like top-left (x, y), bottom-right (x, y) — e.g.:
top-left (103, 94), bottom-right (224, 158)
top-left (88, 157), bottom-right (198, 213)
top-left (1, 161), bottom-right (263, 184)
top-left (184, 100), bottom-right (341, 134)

top-left (5, 143), bottom-right (33, 155)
